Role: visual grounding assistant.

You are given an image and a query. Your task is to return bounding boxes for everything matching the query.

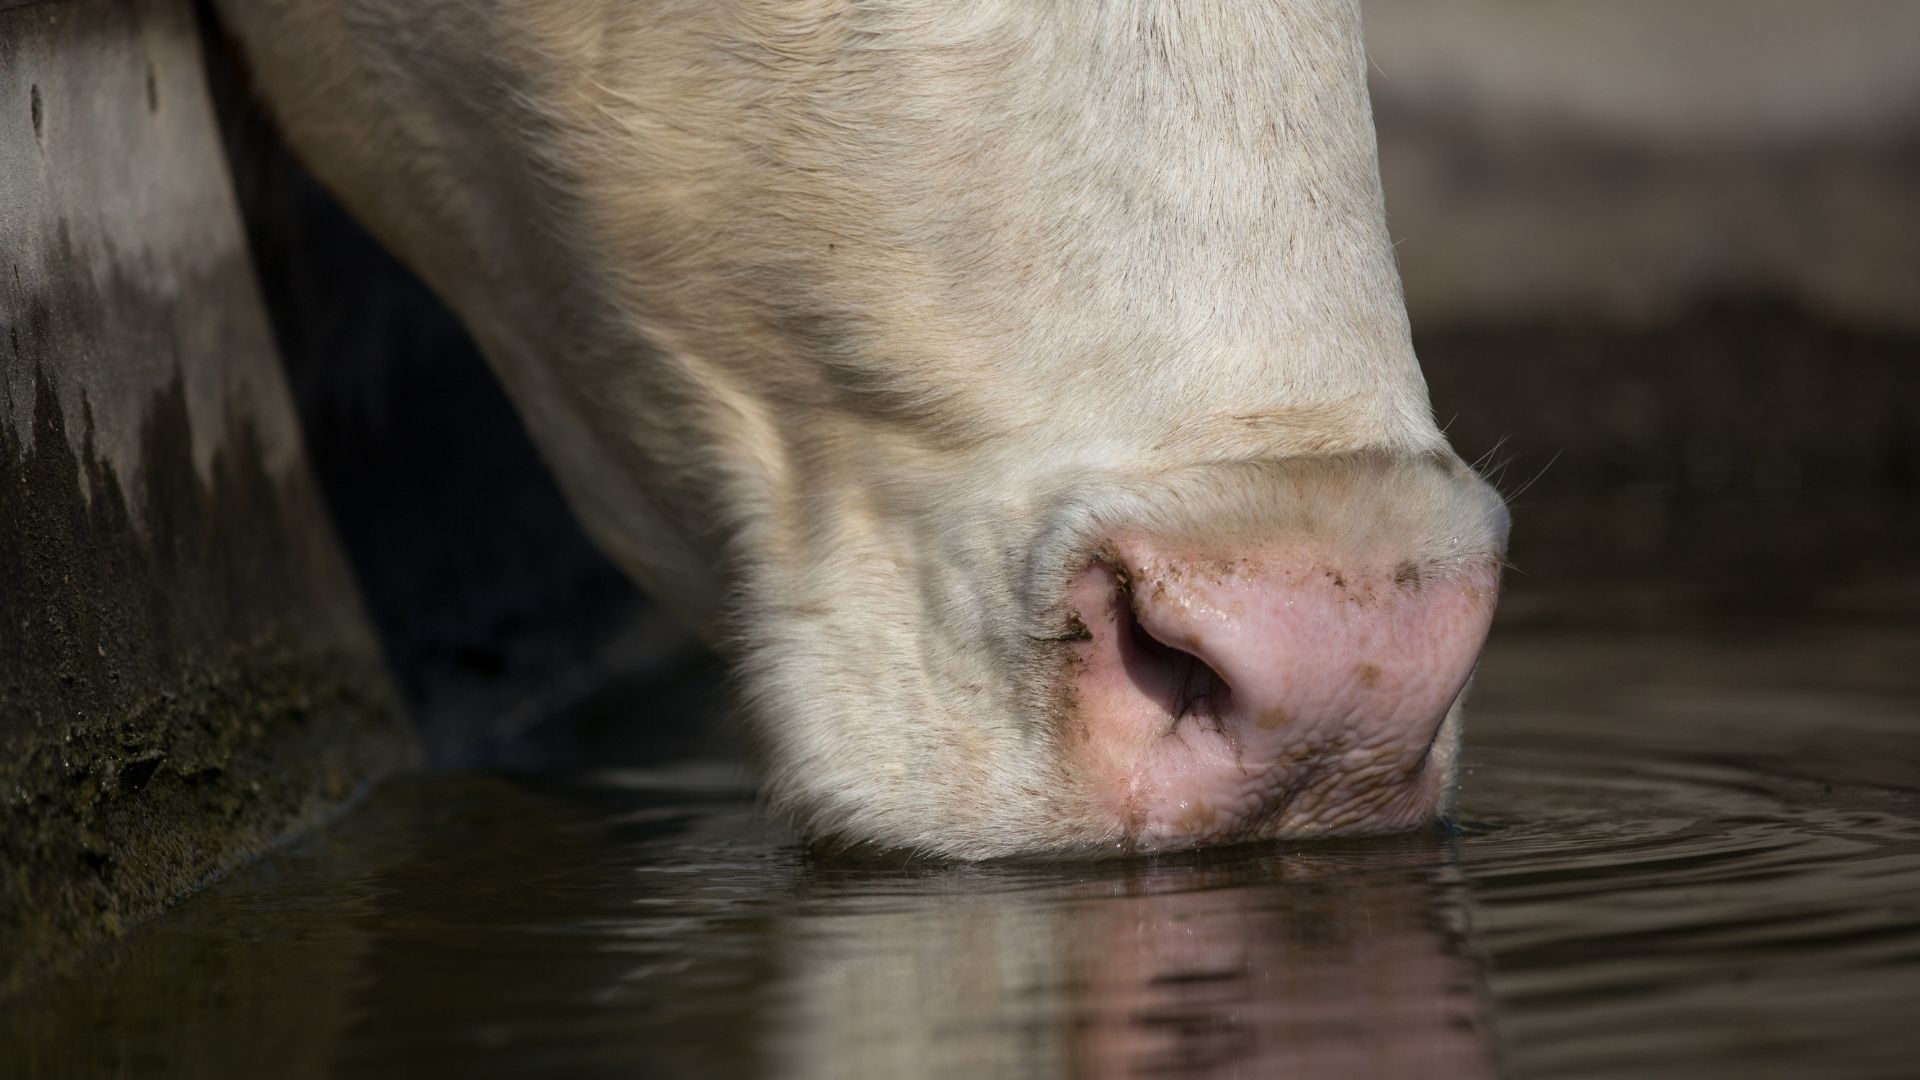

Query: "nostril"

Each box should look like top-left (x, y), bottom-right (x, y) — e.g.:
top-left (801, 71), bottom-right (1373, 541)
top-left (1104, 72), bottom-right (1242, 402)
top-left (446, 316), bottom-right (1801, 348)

top-left (1067, 538), bottom-right (1501, 845)
top-left (1115, 581), bottom-right (1234, 725)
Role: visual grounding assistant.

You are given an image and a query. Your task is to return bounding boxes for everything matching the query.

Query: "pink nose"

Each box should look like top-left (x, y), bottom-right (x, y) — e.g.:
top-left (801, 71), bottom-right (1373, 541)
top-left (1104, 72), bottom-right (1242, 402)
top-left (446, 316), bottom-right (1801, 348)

top-left (1064, 537), bottom-right (1499, 849)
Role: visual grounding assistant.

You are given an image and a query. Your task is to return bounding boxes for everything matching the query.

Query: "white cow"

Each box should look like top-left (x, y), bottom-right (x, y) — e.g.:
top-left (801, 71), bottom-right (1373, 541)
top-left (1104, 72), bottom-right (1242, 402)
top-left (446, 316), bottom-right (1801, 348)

top-left (210, 0), bottom-right (1508, 857)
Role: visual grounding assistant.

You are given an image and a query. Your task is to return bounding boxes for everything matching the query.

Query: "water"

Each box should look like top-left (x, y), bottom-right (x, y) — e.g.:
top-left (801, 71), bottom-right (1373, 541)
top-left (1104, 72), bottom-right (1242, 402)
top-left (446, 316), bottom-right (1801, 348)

top-left (5, 624), bottom-right (1918, 1078)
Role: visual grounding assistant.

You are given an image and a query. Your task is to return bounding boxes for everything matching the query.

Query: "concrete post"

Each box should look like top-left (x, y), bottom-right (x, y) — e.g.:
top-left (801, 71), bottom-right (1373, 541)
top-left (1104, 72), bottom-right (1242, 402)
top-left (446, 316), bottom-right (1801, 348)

top-left (1, 0), bottom-right (413, 993)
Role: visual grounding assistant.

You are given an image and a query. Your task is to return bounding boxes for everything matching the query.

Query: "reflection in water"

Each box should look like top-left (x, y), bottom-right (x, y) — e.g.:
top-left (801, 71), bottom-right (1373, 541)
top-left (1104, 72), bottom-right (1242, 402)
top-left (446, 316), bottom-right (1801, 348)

top-left (771, 845), bottom-right (1493, 1078)
top-left (4, 626), bottom-right (1919, 1079)
top-left (0, 769), bottom-right (1496, 1078)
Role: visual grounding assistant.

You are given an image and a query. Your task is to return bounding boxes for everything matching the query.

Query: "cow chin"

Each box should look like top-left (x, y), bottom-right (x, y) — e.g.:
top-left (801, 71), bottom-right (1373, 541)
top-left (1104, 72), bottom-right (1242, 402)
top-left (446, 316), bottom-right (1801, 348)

top-left (743, 451), bottom-right (1508, 860)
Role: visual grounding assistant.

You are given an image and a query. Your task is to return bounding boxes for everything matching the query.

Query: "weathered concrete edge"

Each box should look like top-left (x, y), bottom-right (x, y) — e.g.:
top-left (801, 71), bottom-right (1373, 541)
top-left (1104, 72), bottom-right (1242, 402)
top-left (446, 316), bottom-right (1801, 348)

top-left (0, 639), bottom-right (415, 998)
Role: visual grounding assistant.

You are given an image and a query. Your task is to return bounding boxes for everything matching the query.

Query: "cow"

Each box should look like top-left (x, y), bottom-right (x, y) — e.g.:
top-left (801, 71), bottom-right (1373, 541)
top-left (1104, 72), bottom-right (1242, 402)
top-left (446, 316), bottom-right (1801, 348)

top-left (207, 0), bottom-right (1508, 858)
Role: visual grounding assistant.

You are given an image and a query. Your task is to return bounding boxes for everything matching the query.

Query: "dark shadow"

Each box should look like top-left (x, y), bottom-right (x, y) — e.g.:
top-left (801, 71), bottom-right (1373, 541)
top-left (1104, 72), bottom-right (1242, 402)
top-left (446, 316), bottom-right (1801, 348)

top-left (196, 3), bottom-right (653, 762)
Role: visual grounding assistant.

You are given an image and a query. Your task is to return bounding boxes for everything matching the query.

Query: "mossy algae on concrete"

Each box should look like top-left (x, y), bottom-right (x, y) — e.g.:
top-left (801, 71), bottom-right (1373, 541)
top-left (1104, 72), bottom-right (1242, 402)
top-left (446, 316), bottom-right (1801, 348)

top-left (0, 639), bottom-right (409, 997)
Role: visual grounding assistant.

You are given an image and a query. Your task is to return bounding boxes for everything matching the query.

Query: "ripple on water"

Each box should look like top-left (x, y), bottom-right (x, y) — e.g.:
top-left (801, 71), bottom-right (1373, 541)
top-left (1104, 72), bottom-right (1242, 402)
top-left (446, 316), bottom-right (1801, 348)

top-left (1455, 738), bottom-right (1920, 1079)
top-left (1, 629), bottom-right (1918, 1078)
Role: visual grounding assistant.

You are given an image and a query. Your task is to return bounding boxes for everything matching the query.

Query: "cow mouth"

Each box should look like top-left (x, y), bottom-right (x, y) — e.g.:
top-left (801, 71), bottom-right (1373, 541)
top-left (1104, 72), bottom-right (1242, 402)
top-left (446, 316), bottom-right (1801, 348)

top-left (1111, 720), bottom-right (1456, 853)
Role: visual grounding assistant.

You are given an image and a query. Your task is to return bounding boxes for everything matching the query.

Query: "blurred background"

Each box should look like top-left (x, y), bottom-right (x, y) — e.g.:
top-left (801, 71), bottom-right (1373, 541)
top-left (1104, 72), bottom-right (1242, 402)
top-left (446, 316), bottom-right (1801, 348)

top-left (1363, 0), bottom-right (1920, 628)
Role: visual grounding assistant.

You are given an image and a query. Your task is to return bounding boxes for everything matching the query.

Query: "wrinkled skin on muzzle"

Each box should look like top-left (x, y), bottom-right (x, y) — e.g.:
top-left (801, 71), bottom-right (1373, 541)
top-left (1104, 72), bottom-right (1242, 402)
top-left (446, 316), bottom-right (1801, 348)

top-left (213, 0), bottom-right (1509, 857)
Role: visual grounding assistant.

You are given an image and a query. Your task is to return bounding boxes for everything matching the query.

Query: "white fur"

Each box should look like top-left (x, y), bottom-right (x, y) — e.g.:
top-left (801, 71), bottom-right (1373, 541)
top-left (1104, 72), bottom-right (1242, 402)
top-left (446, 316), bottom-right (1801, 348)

top-left (210, 0), bottom-right (1506, 857)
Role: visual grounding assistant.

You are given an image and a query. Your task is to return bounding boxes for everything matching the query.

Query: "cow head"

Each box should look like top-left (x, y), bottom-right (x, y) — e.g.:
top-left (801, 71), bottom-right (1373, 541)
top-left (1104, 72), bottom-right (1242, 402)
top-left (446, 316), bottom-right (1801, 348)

top-left (220, 0), bottom-right (1507, 856)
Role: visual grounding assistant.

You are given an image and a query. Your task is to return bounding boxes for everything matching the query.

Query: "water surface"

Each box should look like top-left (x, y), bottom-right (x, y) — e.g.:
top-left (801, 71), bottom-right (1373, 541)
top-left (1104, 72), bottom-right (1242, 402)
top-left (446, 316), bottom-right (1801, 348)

top-left (6, 624), bottom-right (1918, 1078)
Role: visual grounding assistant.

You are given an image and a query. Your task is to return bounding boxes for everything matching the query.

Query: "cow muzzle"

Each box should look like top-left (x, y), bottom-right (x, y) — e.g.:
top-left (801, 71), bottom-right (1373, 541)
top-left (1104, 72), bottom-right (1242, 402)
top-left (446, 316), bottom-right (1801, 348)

top-left (1062, 535), bottom-right (1500, 850)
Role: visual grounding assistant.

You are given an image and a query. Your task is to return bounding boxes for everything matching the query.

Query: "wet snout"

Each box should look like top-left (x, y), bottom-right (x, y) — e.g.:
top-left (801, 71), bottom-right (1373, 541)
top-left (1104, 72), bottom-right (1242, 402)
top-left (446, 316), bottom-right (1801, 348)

top-left (1065, 537), bottom-right (1499, 849)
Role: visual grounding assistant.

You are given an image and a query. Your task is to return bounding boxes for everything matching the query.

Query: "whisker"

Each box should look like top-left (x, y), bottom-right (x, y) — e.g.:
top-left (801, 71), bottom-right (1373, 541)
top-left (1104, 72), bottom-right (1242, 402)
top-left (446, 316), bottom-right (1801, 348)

top-left (1503, 449), bottom-right (1564, 504)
